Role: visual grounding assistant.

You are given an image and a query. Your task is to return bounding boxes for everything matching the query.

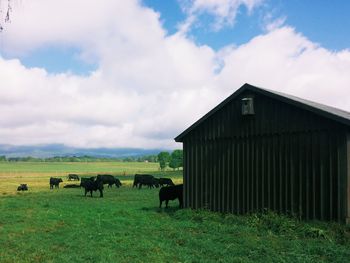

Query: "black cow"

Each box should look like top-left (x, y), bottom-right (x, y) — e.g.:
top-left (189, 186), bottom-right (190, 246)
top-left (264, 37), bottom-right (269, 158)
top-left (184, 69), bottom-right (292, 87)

top-left (114, 178), bottom-right (122, 188)
top-left (133, 174), bottom-right (145, 188)
top-left (80, 177), bottom-right (96, 187)
top-left (133, 174), bottom-right (152, 188)
top-left (159, 178), bottom-right (175, 187)
top-left (152, 178), bottom-right (160, 188)
top-left (133, 174), bottom-right (158, 189)
top-left (139, 176), bottom-right (159, 189)
top-left (67, 174), bottom-right (80, 181)
top-left (80, 177), bottom-right (104, 197)
top-left (159, 184), bottom-right (183, 208)
top-left (17, 184), bottom-right (28, 191)
top-left (50, 177), bottom-right (63, 189)
top-left (96, 174), bottom-right (122, 188)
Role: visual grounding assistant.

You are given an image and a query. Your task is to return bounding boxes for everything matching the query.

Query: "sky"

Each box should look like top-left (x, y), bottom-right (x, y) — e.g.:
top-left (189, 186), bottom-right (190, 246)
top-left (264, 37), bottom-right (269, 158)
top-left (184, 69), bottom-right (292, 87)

top-left (0, 0), bottom-right (350, 149)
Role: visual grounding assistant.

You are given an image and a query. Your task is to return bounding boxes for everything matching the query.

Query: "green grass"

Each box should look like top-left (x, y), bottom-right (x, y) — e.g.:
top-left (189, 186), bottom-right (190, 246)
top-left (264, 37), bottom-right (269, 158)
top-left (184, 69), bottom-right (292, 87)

top-left (0, 161), bottom-right (164, 194)
top-left (0, 162), bottom-right (349, 262)
top-left (0, 161), bottom-right (159, 174)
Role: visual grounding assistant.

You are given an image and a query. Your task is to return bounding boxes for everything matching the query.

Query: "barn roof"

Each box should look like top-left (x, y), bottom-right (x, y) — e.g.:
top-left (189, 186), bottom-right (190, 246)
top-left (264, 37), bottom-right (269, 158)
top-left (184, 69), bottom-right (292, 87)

top-left (175, 83), bottom-right (350, 142)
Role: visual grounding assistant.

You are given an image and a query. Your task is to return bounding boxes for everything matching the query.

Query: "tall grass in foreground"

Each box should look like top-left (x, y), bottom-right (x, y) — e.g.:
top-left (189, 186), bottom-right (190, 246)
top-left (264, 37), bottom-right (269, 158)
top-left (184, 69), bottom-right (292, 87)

top-left (0, 163), bottom-right (349, 262)
top-left (1, 187), bottom-right (350, 262)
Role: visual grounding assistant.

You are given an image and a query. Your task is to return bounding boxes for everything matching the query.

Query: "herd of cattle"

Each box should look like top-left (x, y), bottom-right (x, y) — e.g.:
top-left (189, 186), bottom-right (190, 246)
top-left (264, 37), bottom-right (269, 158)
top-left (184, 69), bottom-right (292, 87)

top-left (17, 173), bottom-right (183, 208)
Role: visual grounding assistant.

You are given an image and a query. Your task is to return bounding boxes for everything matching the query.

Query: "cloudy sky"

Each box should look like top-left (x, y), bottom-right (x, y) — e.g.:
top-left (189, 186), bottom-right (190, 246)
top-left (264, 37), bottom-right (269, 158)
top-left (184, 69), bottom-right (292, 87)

top-left (0, 0), bottom-right (350, 149)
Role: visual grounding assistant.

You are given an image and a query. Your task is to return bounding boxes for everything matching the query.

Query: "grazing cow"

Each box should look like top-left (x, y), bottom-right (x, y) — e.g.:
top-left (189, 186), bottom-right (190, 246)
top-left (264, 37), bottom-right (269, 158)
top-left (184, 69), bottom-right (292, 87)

top-left (133, 174), bottom-right (158, 189)
top-left (152, 178), bottom-right (160, 188)
top-left (133, 174), bottom-right (152, 188)
top-left (63, 184), bottom-right (80, 188)
top-left (133, 174), bottom-right (142, 188)
top-left (138, 175), bottom-right (158, 189)
top-left (159, 184), bottom-right (183, 208)
top-left (80, 177), bottom-right (104, 197)
top-left (96, 174), bottom-right (121, 188)
top-left (50, 177), bottom-right (63, 189)
top-left (67, 174), bottom-right (80, 181)
top-left (114, 178), bottom-right (122, 188)
top-left (17, 184), bottom-right (28, 191)
top-left (159, 178), bottom-right (175, 187)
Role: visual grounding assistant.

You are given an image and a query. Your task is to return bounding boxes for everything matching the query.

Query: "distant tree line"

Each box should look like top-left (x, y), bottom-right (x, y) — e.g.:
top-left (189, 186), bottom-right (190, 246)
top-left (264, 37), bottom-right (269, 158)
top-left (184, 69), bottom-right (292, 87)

top-left (0, 154), bottom-right (158, 163)
top-left (0, 150), bottom-right (183, 170)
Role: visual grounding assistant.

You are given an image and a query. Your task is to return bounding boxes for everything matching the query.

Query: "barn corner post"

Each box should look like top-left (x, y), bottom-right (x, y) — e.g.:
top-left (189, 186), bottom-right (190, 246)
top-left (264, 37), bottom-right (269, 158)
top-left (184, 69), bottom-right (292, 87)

top-left (182, 139), bottom-right (189, 209)
top-left (346, 132), bottom-right (350, 224)
top-left (339, 130), bottom-right (350, 224)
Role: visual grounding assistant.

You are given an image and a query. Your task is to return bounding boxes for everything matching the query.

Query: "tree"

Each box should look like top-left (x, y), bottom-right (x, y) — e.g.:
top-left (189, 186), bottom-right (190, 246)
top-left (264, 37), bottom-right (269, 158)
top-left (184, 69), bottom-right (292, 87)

top-left (169, 149), bottom-right (183, 170)
top-left (157, 151), bottom-right (170, 170)
top-left (0, 0), bottom-right (12, 32)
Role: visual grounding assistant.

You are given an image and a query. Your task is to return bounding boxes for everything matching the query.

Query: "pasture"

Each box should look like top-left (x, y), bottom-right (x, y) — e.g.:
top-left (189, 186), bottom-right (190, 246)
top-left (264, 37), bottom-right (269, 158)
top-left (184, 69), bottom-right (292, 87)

top-left (0, 162), bottom-right (350, 262)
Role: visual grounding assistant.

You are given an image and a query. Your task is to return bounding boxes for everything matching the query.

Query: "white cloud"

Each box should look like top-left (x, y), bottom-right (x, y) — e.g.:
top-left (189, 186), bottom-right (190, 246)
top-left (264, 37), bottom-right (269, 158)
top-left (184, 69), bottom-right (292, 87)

top-left (179, 0), bottom-right (263, 31)
top-left (262, 14), bottom-right (286, 32)
top-left (217, 27), bottom-right (350, 109)
top-left (0, 1), bottom-right (350, 149)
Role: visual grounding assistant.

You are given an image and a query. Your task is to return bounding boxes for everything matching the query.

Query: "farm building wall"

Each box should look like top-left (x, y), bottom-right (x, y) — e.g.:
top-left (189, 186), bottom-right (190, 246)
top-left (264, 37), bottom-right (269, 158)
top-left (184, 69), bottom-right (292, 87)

top-left (182, 91), bottom-right (350, 222)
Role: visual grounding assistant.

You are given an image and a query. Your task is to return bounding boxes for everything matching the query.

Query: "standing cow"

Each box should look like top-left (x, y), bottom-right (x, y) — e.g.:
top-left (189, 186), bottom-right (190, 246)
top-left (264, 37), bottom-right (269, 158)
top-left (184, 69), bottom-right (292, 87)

top-left (50, 177), bottom-right (63, 189)
top-left (96, 174), bottom-right (122, 188)
top-left (80, 177), bottom-right (104, 197)
top-left (133, 174), bottom-right (152, 188)
top-left (159, 178), bottom-right (175, 187)
top-left (159, 184), bottom-right (183, 208)
top-left (80, 177), bottom-right (96, 187)
top-left (133, 174), bottom-right (158, 189)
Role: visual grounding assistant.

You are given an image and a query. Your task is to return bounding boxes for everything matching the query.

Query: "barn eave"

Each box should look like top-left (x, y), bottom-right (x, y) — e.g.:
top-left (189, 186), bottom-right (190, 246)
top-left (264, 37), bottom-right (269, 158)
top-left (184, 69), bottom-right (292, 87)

top-left (174, 83), bottom-right (350, 142)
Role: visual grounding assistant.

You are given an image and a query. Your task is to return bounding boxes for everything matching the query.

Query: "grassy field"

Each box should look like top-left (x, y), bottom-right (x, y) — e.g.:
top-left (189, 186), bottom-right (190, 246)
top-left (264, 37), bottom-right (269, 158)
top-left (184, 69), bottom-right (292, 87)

top-left (0, 162), bottom-right (350, 262)
top-left (0, 161), bottom-right (159, 174)
top-left (0, 162), bottom-right (160, 194)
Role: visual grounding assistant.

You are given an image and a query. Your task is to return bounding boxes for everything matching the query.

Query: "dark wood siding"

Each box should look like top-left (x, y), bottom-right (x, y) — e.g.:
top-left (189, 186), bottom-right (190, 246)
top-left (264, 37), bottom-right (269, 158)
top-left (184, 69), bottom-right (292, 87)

top-left (182, 91), bottom-right (349, 222)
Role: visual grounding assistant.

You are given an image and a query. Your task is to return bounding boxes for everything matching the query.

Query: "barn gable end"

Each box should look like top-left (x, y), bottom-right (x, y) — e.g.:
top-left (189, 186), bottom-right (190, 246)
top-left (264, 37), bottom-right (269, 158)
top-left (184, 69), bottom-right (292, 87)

top-left (176, 83), bottom-right (350, 222)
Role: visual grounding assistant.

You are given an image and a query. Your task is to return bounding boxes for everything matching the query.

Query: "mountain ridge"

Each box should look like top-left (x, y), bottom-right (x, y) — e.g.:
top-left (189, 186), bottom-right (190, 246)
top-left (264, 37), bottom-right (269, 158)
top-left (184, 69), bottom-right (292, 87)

top-left (0, 144), bottom-right (167, 158)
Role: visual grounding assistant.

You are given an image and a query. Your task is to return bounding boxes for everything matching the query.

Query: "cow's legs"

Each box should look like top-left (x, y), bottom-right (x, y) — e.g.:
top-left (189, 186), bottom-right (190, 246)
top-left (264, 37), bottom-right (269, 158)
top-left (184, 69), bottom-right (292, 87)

top-left (179, 197), bottom-right (183, 208)
top-left (165, 200), bottom-right (169, 208)
top-left (159, 200), bottom-right (163, 208)
top-left (99, 189), bottom-right (103, 198)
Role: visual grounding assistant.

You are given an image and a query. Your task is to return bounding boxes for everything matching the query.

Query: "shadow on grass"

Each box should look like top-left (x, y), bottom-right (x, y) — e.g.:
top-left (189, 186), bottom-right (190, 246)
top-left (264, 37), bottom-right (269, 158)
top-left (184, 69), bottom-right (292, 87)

top-left (75, 194), bottom-right (106, 198)
top-left (140, 206), bottom-right (182, 216)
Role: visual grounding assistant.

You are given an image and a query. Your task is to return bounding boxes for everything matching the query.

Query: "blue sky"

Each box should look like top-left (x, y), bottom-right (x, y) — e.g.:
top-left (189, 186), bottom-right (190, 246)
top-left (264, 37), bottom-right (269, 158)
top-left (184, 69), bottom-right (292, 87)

top-left (0, 0), bottom-right (350, 148)
top-left (4, 46), bottom-right (97, 75)
top-left (3, 0), bottom-right (350, 75)
top-left (144, 0), bottom-right (350, 51)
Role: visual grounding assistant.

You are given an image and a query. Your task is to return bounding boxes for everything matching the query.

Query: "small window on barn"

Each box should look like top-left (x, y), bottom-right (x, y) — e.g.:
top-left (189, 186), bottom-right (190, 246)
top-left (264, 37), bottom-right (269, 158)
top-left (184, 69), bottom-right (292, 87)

top-left (241, 97), bottom-right (254, 115)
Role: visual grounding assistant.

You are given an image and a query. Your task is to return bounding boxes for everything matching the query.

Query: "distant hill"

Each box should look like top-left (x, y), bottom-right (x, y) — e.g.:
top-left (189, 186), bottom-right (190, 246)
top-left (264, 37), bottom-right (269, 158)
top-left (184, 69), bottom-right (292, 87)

top-left (0, 144), bottom-right (166, 158)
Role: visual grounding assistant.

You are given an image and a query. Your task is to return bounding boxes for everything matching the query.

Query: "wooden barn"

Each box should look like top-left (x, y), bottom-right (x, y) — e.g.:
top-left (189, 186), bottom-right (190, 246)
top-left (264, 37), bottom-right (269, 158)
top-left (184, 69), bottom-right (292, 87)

top-left (175, 83), bottom-right (350, 223)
